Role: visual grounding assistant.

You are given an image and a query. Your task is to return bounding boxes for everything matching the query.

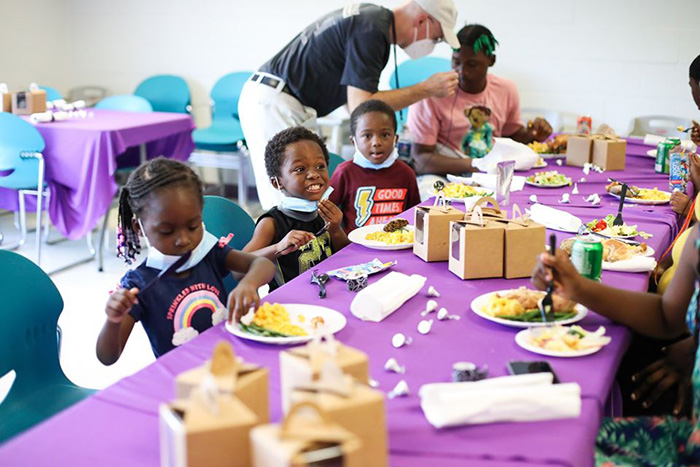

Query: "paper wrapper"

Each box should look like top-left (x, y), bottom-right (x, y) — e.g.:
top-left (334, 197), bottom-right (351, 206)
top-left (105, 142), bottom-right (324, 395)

top-left (251, 401), bottom-right (362, 467)
top-left (448, 201), bottom-right (505, 279)
top-left (413, 194), bottom-right (465, 262)
top-left (160, 375), bottom-right (259, 467)
top-left (176, 341), bottom-right (269, 422)
top-left (280, 337), bottom-right (369, 413)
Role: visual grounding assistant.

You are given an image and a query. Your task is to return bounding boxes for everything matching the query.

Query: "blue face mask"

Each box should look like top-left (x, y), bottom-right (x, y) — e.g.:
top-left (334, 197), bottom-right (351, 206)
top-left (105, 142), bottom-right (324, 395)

top-left (139, 220), bottom-right (218, 272)
top-left (276, 182), bottom-right (334, 213)
top-left (352, 144), bottom-right (399, 170)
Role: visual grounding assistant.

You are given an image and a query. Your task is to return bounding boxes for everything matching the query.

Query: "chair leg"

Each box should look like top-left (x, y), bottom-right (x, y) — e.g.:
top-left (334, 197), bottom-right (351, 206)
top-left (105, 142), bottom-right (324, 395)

top-left (217, 167), bottom-right (225, 196)
top-left (18, 191), bottom-right (27, 249)
top-left (97, 205), bottom-right (111, 272)
top-left (43, 188), bottom-right (51, 244)
top-left (238, 162), bottom-right (248, 207)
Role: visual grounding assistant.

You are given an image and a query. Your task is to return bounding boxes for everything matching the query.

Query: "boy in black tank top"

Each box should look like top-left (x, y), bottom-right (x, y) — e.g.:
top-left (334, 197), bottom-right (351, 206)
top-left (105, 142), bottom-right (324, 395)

top-left (244, 127), bottom-right (350, 290)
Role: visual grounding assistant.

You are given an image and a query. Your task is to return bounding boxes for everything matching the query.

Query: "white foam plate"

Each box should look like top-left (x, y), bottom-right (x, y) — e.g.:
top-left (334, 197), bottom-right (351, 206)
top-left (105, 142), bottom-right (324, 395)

top-left (432, 185), bottom-right (493, 202)
top-left (528, 214), bottom-right (582, 234)
top-left (606, 191), bottom-right (671, 205)
top-left (470, 290), bottom-right (588, 328)
top-left (533, 160), bottom-right (548, 168)
top-left (525, 178), bottom-right (572, 189)
top-left (348, 223), bottom-right (414, 250)
top-left (226, 304), bottom-right (346, 345)
top-left (515, 328), bottom-right (605, 357)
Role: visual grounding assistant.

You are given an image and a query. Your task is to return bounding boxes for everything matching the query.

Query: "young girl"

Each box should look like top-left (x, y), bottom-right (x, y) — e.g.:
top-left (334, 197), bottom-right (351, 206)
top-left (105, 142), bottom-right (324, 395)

top-left (532, 208), bottom-right (700, 464)
top-left (96, 158), bottom-right (275, 364)
top-left (329, 99), bottom-right (420, 233)
top-left (243, 127), bottom-right (349, 290)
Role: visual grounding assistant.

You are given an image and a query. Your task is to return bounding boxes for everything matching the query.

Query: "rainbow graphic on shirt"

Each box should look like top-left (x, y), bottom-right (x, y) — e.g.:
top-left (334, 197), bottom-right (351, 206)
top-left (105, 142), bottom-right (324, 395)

top-left (172, 289), bottom-right (225, 332)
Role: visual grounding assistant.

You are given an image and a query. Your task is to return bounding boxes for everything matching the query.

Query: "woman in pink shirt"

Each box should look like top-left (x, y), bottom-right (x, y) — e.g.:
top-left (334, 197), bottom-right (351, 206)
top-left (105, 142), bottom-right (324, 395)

top-left (407, 24), bottom-right (553, 196)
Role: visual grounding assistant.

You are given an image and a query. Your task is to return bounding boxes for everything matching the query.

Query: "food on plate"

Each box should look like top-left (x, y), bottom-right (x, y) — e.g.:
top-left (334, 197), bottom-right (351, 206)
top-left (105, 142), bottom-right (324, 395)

top-left (535, 156), bottom-right (546, 166)
top-left (605, 181), bottom-right (671, 202)
top-left (525, 325), bottom-right (611, 353)
top-left (526, 170), bottom-right (572, 187)
top-left (384, 218), bottom-right (409, 232)
top-left (310, 316), bottom-right (326, 330)
top-left (561, 237), bottom-right (648, 262)
top-left (586, 214), bottom-right (638, 237)
top-left (441, 182), bottom-right (493, 199)
top-left (527, 134), bottom-right (569, 154)
top-left (240, 302), bottom-right (308, 337)
top-left (366, 228), bottom-right (414, 245)
top-left (483, 287), bottom-right (578, 322)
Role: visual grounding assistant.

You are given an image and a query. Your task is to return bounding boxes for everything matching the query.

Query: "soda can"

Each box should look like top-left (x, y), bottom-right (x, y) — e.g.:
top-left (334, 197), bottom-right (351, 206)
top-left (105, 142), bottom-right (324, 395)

top-left (571, 236), bottom-right (603, 281)
top-left (654, 141), bottom-right (670, 174)
top-left (576, 116), bottom-right (592, 135)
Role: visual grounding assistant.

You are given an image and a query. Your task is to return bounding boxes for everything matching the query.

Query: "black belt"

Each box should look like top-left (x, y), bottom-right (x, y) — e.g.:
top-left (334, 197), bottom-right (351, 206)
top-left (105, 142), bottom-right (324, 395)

top-left (252, 73), bottom-right (294, 96)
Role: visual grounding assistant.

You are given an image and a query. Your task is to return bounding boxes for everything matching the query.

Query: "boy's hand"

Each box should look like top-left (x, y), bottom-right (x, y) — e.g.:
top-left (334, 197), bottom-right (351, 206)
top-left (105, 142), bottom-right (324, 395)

top-left (227, 280), bottom-right (260, 323)
top-left (670, 191), bottom-right (691, 216)
top-left (527, 117), bottom-right (553, 143)
top-left (691, 120), bottom-right (700, 146)
top-left (530, 249), bottom-right (581, 300)
top-left (105, 287), bottom-right (138, 324)
top-left (277, 230), bottom-right (316, 256)
top-left (318, 199), bottom-right (343, 229)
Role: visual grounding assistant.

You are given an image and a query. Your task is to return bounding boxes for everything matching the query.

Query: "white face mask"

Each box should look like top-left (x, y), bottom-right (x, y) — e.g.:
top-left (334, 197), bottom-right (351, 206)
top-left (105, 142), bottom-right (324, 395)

top-left (139, 219), bottom-right (218, 272)
top-left (352, 142), bottom-right (399, 170)
top-left (274, 177), bottom-right (334, 213)
top-left (403, 22), bottom-right (436, 60)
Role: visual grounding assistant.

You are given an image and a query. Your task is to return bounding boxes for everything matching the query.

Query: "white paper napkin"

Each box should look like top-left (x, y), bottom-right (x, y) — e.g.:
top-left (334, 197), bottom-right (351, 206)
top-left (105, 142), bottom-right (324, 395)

top-left (447, 173), bottom-right (525, 192)
top-left (603, 256), bottom-right (656, 273)
top-left (528, 204), bottom-right (582, 232)
top-left (350, 271), bottom-right (426, 322)
top-left (644, 134), bottom-right (697, 152)
top-left (471, 138), bottom-right (538, 173)
top-left (419, 373), bottom-right (581, 428)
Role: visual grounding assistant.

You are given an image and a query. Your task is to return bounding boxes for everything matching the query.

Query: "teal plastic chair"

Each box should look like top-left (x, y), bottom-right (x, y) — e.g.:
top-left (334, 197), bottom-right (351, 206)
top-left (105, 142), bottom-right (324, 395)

top-left (134, 75), bottom-right (191, 114)
top-left (0, 250), bottom-right (94, 443)
top-left (328, 152), bottom-right (345, 177)
top-left (0, 113), bottom-right (49, 265)
top-left (389, 57), bottom-right (451, 127)
top-left (39, 85), bottom-right (62, 101)
top-left (202, 196), bottom-right (255, 293)
top-left (190, 72), bottom-right (252, 206)
top-left (95, 95), bottom-right (153, 113)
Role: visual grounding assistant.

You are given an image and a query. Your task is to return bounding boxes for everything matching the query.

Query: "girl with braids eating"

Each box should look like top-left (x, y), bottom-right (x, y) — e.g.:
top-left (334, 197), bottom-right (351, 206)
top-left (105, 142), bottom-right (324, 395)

top-left (96, 158), bottom-right (275, 364)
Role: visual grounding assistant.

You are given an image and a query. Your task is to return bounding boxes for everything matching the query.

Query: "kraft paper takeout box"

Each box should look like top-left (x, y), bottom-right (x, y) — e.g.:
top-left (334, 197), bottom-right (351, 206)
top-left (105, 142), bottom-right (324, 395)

top-left (413, 195), bottom-right (465, 262)
top-left (176, 341), bottom-right (269, 422)
top-left (159, 386), bottom-right (259, 467)
top-left (1, 92), bottom-right (10, 112)
top-left (591, 136), bottom-right (626, 171)
top-left (251, 401), bottom-right (362, 467)
top-left (290, 376), bottom-right (388, 467)
top-left (503, 205), bottom-right (546, 279)
top-left (11, 90), bottom-right (47, 115)
top-left (448, 198), bottom-right (506, 280)
top-left (565, 135), bottom-right (593, 167)
top-left (280, 337), bottom-right (369, 413)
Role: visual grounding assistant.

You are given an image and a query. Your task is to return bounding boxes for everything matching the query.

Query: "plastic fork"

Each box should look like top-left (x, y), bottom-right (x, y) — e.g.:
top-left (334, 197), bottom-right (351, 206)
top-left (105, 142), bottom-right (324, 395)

top-left (275, 222), bottom-right (330, 258)
top-left (539, 234), bottom-right (557, 324)
top-left (138, 251), bottom-right (192, 295)
top-left (612, 184), bottom-right (628, 227)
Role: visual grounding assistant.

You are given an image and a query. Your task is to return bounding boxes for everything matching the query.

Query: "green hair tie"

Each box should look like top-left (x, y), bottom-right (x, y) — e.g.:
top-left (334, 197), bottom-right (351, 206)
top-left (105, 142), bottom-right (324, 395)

top-left (472, 34), bottom-right (498, 56)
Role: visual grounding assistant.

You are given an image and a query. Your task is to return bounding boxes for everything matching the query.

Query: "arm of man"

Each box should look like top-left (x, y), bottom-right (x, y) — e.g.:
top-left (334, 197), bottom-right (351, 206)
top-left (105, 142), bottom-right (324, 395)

top-left (346, 71), bottom-right (458, 113)
top-left (412, 143), bottom-right (475, 175)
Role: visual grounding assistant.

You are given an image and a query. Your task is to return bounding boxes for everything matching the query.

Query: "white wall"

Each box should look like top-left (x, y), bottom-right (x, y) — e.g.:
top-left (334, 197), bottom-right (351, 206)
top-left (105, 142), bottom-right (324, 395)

top-left (2, 0), bottom-right (699, 134)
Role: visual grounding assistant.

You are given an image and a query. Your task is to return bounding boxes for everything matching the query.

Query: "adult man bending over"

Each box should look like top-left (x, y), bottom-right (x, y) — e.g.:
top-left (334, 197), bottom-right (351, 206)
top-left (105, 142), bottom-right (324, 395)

top-left (239, 0), bottom-right (461, 210)
top-left (408, 24), bottom-right (553, 198)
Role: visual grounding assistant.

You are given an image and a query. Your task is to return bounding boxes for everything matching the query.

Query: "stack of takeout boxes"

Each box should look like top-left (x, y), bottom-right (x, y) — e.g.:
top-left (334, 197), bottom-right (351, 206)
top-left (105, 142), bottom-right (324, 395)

top-left (566, 133), bottom-right (626, 170)
top-left (447, 198), bottom-right (546, 280)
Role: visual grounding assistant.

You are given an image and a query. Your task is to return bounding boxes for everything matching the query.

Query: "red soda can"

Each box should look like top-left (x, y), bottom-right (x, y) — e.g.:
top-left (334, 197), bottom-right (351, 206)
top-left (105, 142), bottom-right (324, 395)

top-left (576, 116), bottom-right (592, 135)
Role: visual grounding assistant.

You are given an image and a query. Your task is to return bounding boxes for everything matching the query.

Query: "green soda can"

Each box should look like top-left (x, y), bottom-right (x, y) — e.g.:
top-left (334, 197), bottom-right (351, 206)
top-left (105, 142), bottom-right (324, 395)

top-left (655, 141), bottom-right (670, 174)
top-left (571, 236), bottom-right (603, 281)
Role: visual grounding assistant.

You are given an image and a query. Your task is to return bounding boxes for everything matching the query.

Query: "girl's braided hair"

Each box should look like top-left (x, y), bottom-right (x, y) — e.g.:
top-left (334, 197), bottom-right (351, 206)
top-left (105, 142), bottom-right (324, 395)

top-left (116, 157), bottom-right (203, 264)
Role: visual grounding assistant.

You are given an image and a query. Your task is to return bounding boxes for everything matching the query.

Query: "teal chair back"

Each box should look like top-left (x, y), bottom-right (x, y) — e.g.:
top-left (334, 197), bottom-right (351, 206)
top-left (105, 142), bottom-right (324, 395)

top-left (0, 113), bottom-right (45, 190)
top-left (95, 95), bottom-right (154, 113)
top-left (39, 85), bottom-right (62, 101)
top-left (134, 74), bottom-right (191, 114)
top-left (211, 72), bottom-right (251, 123)
top-left (0, 250), bottom-right (93, 443)
top-left (328, 152), bottom-right (344, 177)
top-left (202, 196), bottom-right (256, 293)
top-left (388, 57), bottom-right (452, 90)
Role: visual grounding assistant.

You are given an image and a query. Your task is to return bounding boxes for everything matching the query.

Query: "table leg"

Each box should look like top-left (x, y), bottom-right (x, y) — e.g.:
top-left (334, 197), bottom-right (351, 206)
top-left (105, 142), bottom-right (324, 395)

top-left (139, 144), bottom-right (147, 165)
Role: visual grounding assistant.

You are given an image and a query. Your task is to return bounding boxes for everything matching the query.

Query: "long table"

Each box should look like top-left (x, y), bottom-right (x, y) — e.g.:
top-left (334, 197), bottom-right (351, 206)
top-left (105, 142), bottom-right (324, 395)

top-left (0, 139), bottom-right (681, 466)
top-left (0, 110), bottom-right (195, 240)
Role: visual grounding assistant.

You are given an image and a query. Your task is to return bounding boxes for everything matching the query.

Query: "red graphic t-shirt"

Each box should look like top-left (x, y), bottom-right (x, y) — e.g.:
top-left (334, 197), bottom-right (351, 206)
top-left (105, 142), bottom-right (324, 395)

top-left (329, 160), bottom-right (421, 234)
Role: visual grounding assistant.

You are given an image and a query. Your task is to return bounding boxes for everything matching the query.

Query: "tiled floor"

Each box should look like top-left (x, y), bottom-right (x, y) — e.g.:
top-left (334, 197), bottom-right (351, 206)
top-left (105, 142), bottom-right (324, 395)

top-left (0, 196), bottom-right (265, 393)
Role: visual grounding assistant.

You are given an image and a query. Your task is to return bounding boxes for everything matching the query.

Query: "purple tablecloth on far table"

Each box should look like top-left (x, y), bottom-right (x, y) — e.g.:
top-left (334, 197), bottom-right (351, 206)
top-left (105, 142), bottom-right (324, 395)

top-left (0, 139), bottom-right (682, 466)
top-left (0, 110), bottom-right (195, 239)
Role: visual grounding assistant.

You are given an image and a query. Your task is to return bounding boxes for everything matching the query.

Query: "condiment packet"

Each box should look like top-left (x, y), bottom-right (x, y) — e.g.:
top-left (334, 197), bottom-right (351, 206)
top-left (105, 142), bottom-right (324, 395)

top-left (327, 258), bottom-right (396, 281)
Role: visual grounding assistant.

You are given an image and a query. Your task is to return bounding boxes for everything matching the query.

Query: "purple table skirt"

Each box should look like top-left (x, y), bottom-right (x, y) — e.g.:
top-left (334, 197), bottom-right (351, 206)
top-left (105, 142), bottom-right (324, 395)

top-left (0, 110), bottom-right (195, 239)
top-left (0, 138), bottom-right (681, 466)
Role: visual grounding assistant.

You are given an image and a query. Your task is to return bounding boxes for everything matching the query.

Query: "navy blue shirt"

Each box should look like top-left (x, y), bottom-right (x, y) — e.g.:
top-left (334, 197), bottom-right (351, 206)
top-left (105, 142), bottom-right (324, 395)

top-left (260, 4), bottom-right (392, 117)
top-left (121, 244), bottom-right (233, 357)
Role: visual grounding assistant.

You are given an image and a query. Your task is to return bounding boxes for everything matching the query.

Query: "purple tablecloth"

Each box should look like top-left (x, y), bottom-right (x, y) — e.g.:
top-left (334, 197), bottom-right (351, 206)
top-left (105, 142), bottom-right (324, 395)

top-left (0, 110), bottom-right (195, 239)
top-left (0, 139), bottom-right (682, 466)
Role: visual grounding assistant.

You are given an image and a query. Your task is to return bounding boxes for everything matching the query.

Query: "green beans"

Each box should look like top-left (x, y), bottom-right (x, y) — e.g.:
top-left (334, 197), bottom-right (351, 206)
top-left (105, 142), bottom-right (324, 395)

top-left (500, 310), bottom-right (578, 323)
